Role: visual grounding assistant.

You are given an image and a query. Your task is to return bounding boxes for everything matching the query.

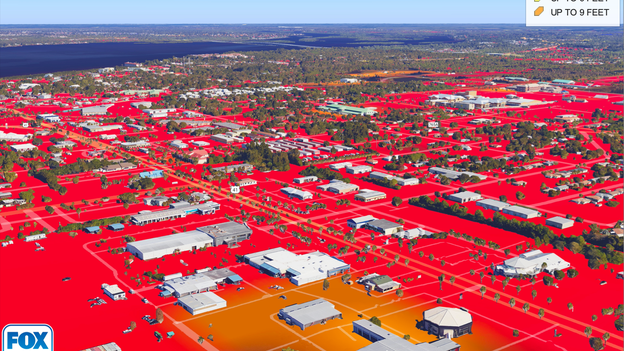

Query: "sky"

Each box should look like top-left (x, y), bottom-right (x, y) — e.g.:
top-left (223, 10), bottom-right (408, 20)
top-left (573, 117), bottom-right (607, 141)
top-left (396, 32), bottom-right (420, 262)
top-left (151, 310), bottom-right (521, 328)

top-left (0, 0), bottom-right (622, 24)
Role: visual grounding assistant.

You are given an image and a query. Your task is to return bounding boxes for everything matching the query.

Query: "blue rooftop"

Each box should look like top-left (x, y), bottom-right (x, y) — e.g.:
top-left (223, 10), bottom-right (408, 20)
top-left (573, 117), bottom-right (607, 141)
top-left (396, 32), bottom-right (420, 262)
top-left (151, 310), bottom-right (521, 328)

top-left (84, 226), bottom-right (100, 233)
top-left (226, 274), bottom-right (243, 283)
top-left (109, 223), bottom-right (124, 230)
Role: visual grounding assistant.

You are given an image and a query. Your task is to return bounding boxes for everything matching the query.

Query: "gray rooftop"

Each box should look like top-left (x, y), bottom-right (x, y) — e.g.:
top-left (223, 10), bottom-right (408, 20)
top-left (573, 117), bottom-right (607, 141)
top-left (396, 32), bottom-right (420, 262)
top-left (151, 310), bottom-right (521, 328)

top-left (367, 219), bottom-right (402, 230)
top-left (198, 221), bottom-right (252, 239)
top-left (127, 231), bottom-right (211, 255)
top-left (280, 299), bottom-right (341, 326)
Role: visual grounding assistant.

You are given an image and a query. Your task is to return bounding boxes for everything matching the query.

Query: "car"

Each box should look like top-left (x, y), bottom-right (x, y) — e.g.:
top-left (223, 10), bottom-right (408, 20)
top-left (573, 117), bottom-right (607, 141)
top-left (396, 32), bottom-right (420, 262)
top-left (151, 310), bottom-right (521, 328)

top-left (237, 287), bottom-right (245, 291)
top-left (279, 295), bottom-right (287, 300)
top-left (142, 298), bottom-right (149, 303)
top-left (62, 277), bottom-right (71, 282)
top-left (600, 281), bottom-right (607, 285)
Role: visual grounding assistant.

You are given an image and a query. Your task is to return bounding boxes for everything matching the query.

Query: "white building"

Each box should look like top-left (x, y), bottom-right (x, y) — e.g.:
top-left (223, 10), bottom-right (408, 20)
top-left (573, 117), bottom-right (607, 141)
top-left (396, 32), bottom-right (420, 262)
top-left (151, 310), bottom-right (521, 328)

top-left (294, 176), bottom-right (318, 184)
top-left (447, 191), bottom-right (482, 203)
top-left (502, 205), bottom-right (540, 219)
top-left (281, 187), bottom-right (313, 200)
top-left (37, 113), bottom-right (60, 123)
top-left (345, 165), bottom-right (372, 174)
top-left (476, 199), bottom-right (510, 211)
top-left (103, 284), bottom-right (126, 301)
top-left (243, 248), bottom-right (350, 286)
top-left (10, 143), bottom-right (37, 153)
top-left (316, 180), bottom-right (360, 194)
top-left (178, 291), bottom-right (226, 315)
top-left (495, 250), bottom-right (570, 277)
top-left (545, 217), bottom-right (574, 229)
top-left (329, 162), bottom-right (352, 170)
top-left (126, 231), bottom-right (213, 260)
top-left (24, 233), bottom-right (46, 242)
top-left (164, 273), bottom-right (217, 298)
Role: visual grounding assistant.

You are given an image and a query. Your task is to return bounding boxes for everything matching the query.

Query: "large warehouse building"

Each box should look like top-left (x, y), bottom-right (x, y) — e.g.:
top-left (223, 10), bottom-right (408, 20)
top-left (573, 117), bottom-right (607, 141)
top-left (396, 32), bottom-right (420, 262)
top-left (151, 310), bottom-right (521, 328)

top-left (130, 202), bottom-right (220, 226)
top-left (243, 247), bottom-right (350, 286)
top-left (127, 231), bottom-right (214, 260)
top-left (127, 220), bottom-right (252, 259)
top-left (278, 299), bottom-right (342, 330)
top-left (178, 291), bottom-right (226, 316)
top-left (353, 319), bottom-right (461, 351)
top-left (495, 250), bottom-right (570, 277)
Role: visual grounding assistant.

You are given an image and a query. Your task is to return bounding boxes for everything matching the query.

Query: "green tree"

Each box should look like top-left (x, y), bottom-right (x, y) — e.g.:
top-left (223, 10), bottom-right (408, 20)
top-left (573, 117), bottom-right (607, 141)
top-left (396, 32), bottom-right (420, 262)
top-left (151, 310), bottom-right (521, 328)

top-left (584, 326), bottom-right (592, 338)
top-left (531, 290), bottom-right (537, 300)
top-left (396, 289), bottom-right (404, 298)
top-left (494, 293), bottom-right (500, 303)
top-left (392, 196), bottom-right (403, 207)
top-left (523, 302), bottom-right (530, 314)
top-left (589, 337), bottom-right (603, 351)
top-left (438, 274), bottom-right (445, 290)
top-left (509, 298), bottom-right (516, 308)
top-left (480, 286), bottom-right (486, 299)
top-left (369, 316), bottom-right (382, 327)
top-left (322, 279), bottom-right (330, 290)
top-left (538, 308), bottom-right (545, 319)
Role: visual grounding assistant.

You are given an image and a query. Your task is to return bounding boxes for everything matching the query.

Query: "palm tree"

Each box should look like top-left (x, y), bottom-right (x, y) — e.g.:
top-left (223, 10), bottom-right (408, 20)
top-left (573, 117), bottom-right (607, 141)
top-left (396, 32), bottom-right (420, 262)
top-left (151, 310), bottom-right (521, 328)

top-left (547, 297), bottom-right (552, 305)
top-left (438, 274), bottom-right (445, 290)
top-left (479, 271), bottom-right (484, 283)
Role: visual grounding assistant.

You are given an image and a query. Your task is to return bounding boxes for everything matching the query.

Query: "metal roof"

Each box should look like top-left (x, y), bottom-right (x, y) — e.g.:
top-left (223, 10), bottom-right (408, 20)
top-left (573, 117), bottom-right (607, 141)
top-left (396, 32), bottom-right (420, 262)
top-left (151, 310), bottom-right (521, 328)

top-left (127, 231), bottom-right (212, 255)
top-left (423, 307), bottom-right (472, 327)
top-left (280, 299), bottom-right (341, 326)
top-left (178, 291), bottom-right (225, 311)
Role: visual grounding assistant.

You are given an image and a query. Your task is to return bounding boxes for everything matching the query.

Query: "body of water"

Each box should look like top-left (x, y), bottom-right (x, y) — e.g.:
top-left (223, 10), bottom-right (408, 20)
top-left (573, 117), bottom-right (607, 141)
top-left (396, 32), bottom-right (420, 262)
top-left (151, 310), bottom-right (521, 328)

top-left (0, 34), bottom-right (459, 78)
top-left (0, 41), bottom-right (280, 77)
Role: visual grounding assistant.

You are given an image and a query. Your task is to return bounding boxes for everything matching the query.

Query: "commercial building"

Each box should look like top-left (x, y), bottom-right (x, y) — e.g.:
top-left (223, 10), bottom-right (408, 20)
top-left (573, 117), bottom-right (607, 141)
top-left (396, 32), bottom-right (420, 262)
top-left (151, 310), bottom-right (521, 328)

top-left (196, 220), bottom-right (253, 247)
top-left (397, 178), bottom-right (419, 186)
top-left (317, 180), bottom-right (360, 194)
top-left (278, 299), bottom-right (342, 330)
top-left (81, 104), bottom-right (112, 116)
top-left (203, 268), bottom-right (243, 285)
top-left (140, 170), bottom-right (164, 179)
top-left (422, 307), bottom-right (473, 338)
top-left (447, 191), bottom-right (482, 204)
top-left (120, 140), bottom-right (150, 150)
top-left (502, 205), bottom-right (540, 219)
top-left (294, 176), bottom-right (318, 184)
top-left (170, 140), bottom-right (189, 149)
top-left (545, 217), bottom-right (574, 229)
top-left (0, 131), bottom-right (32, 142)
top-left (319, 103), bottom-right (377, 116)
top-left (127, 231), bottom-right (214, 260)
top-left (347, 215), bottom-right (377, 229)
top-left (395, 228), bottom-right (433, 239)
top-left (357, 273), bottom-right (402, 293)
top-left (355, 189), bottom-right (387, 202)
top-left (130, 202), bottom-right (220, 226)
top-left (364, 219), bottom-right (403, 236)
top-left (24, 233), bottom-right (46, 242)
top-left (243, 247), bottom-right (350, 286)
top-left (346, 165), bottom-right (372, 174)
top-left (495, 249), bottom-right (570, 277)
top-left (329, 162), bottom-right (353, 170)
top-left (103, 284), bottom-right (126, 301)
top-left (10, 143), bottom-right (37, 153)
top-left (476, 199), bottom-right (510, 212)
top-left (178, 291), bottom-right (226, 316)
top-left (164, 273), bottom-right (218, 298)
top-left (553, 114), bottom-right (581, 123)
top-left (211, 163), bottom-right (253, 173)
top-left (281, 187), bottom-right (313, 200)
top-left (235, 178), bottom-right (257, 187)
top-left (37, 113), bottom-right (60, 123)
top-left (429, 167), bottom-right (487, 181)
top-left (353, 320), bottom-right (461, 351)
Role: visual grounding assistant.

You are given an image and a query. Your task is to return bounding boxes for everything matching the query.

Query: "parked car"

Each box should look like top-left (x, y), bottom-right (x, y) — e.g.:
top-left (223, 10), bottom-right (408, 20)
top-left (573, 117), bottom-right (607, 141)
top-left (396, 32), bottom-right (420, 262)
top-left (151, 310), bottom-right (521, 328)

top-left (62, 277), bottom-right (71, 282)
